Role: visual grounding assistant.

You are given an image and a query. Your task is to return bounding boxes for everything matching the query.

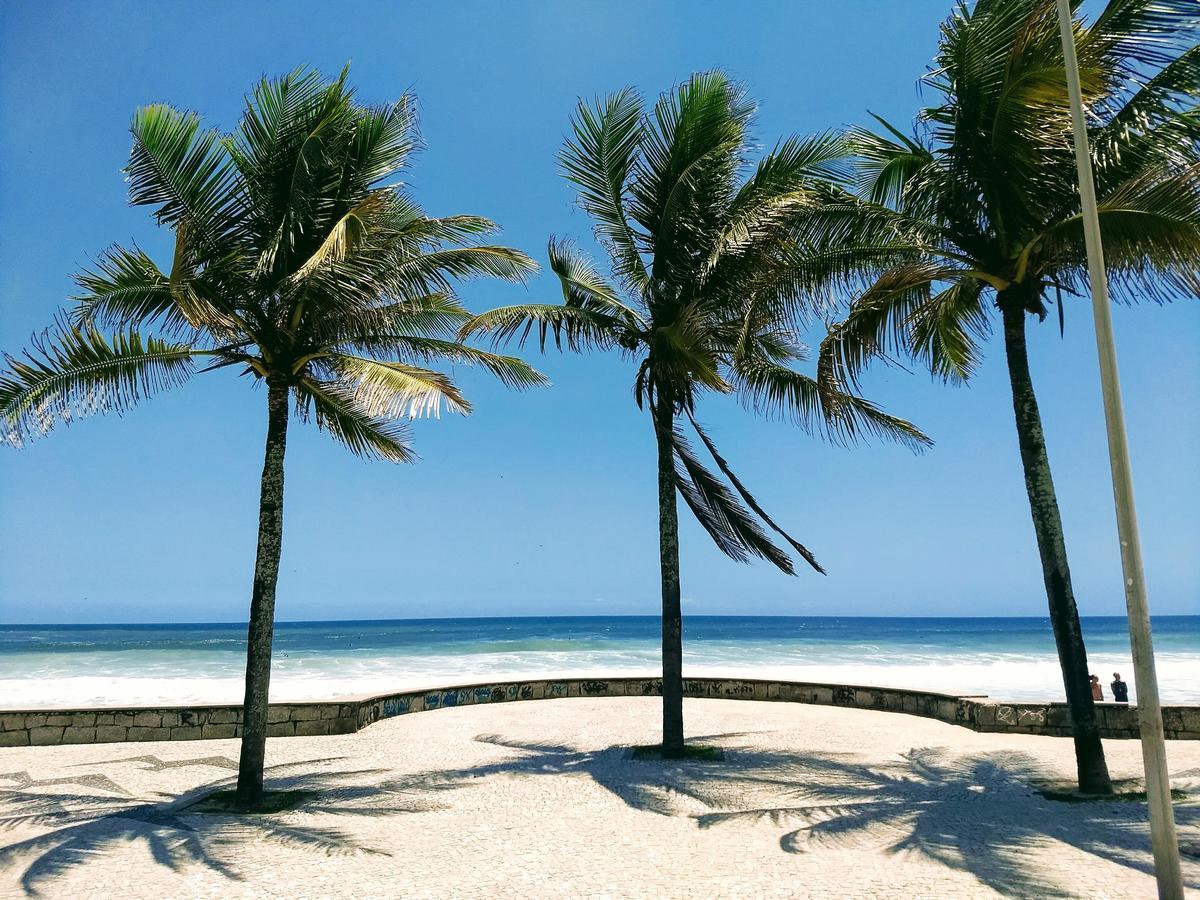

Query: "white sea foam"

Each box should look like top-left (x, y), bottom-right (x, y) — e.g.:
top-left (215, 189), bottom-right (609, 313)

top-left (1, 649), bottom-right (1196, 707)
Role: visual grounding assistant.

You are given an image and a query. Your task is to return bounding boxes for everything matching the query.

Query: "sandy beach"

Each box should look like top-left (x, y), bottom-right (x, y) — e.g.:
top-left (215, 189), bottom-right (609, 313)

top-left (1, 697), bottom-right (1197, 898)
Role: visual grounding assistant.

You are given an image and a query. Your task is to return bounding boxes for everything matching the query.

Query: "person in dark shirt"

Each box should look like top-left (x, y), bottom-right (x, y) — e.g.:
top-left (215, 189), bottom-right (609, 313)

top-left (1111, 672), bottom-right (1130, 703)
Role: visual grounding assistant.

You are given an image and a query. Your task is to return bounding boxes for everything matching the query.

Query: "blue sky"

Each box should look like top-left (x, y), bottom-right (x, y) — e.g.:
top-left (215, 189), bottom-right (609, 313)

top-left (0, 1), bottom-right (1196, 624)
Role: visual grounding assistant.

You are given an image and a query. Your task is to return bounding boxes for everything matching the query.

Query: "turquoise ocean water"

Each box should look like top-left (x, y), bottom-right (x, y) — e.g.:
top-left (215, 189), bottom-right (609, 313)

top-left (0, 616), bottom-right (1196, 706)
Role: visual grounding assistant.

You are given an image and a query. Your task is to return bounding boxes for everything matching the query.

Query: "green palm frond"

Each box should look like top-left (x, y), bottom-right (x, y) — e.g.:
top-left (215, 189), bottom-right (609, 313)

top-left (346, 337), bottom-right (548, 390)
top-left (559, 87), bottom-right (651, 293)
top-left (1094, 45), bottom-right (1200, 163)
top-left (0, 323), bottom-right (198, 447)
top-left (649, 313), bottom-right (730, 398)
top-left (732, 353), bottom-right (930, 451)
top-left (668, 422), bottom-right (796, 574)
top-left (382, 245), bottom-right (537, 295)
top-left (1091, 0), bottom-right (1200, 67)
top-left (341, 93), bottom-right (419, 192)
top-left (933, 0), bottom-right (1086, 237)
top-left (702, 132), bottom-right (847, 279)
top-left (291, 193), bottom-right (387, 282)
top-left (323, 353), bottom-right (470, 418)
top-left (231, 66), bottom-right (358, 273)
top-left (231, 66), bottom-right (336, 224)
top-left (908, 278), bottom-right (990, 381)
top-left (318, 293), bottom-right (473, 346)
top-left (815, 261), bottom-right (954, 391)
top-left (126, 104), bottom-right (238, 246)
top-left (394, 213), bottom-right (503, 245)
top-left (683, 414), bottom-right (825, 573)
top-left (630, 71), bottom-right (754, 292)
top-left (546, 237), bottom-right (646, 325)
top-left (847, 115), bottom-right (934, 209)
top-left (1034, 161), bottom-right (1200, 303)
top-left (295, 376), bottom-right (415, 463)
top-left (460, 304), bottom-right (624, 353)
top-left (72, 245), bottom-right (190, 335)
top-left (375, 194), bottom-right (502, 247)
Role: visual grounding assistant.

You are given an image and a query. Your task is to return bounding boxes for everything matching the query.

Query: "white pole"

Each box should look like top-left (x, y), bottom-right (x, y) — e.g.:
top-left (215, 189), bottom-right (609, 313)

top-left (1053, 2), bottom-right (1183, 897)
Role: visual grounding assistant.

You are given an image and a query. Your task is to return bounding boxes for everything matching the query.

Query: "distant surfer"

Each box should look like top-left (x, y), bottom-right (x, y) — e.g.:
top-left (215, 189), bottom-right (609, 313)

top-left (1090, 674), bottom-right (1104, 702)
top-left (1111, 672), bottom-right (1129, 703)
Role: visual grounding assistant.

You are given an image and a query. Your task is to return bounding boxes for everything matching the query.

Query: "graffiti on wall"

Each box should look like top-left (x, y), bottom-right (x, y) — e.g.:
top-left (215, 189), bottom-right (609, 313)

top-left (381, 697), bottom-right (411, 718)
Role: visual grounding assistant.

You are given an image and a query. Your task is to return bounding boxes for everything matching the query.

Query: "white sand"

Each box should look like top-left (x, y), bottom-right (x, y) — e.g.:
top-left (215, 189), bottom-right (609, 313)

top-left (1, 698), bottom-right (1197, 898)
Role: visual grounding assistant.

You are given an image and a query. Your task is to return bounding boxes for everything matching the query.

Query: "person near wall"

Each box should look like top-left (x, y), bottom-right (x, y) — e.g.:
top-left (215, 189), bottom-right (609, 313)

top-left (1111, 672), bottom-right (1129, 703)
top-left (1090, 674), bottom-right (1104, 702)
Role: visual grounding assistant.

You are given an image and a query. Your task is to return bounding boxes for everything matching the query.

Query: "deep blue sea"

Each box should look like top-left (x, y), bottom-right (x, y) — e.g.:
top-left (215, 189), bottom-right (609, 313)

top-left (1, 616), bottom-right (1197, 706)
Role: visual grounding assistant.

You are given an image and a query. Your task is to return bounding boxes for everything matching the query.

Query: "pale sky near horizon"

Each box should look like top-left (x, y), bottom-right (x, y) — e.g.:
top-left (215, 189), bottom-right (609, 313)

top-left (0, 1), bottom-right (1197, 625)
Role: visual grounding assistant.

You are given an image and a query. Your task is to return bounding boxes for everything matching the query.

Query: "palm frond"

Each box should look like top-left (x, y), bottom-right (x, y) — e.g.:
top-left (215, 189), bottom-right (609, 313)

top-left (323, 353), bottom-right (469, 418)
top-left (630, 71), bottom-right (754, 291)
top-left (459, 304), bottom-right (624, 353)
top-left (650, 311), bottom-right (730, 397)
top-left (668, 420), bottom-right (797, 574)
top-left (1091, 0), bottom-right (1200, 68)
top-left (295, 376), bottom-right (415, 463)
top-left (1041, 162), bottom-right (1200, 302)
top-left (316, 293), bottom-right (473, 345)
top-left (345, 336), bottom-right (548, 390)
top-left (384, 245), bottom-right (537, 293)
top-left (0, 323), bottom-right (197, 447)
top-left (126, 104), bottom-right (237, 246)
top-left (1094, 45), bottom-right (1200, 158)
top-left (231, 67), bottom-right (334, 219)
top-left (685, 413), bottom-right (826, 573)
top-left (547, 237), bottom-right (646, 324)
top-left (847, 116), bottom-right (934, 208)
top-left (72, 245), bottom-right (191, 335)
top-left (908, 278), bottom-right (991, 380)
top-left (342, 93), bottom-right (419, 192)
top-left (815, 262), bottom-right (950, 391)
top-left (732, 354), bottom-right (930, 451)
top-left (559, 87), bottom-right (651, 293)
top-left (702, 132), bottom-right (847, 279)
top-left (291, 193), bottom-right (387, 282)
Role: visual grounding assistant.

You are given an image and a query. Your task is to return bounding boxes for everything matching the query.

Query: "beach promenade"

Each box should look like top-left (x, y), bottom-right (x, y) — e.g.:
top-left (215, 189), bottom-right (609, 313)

top-left (1, 697), bottom-right (1197, 898)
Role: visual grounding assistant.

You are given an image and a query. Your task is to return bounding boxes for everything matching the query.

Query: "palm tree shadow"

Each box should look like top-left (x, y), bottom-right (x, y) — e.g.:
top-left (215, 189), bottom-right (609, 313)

top-left (0, 756), bottom-right (464, 896)
top-left (461, 731), bottom-right (769, 817)
top-left (420, 736), bottom-right (1199, 898)
top-left (698, 747), bottom-right (1200, 897)
top-left (5, 741), bottom-right (1195, 897)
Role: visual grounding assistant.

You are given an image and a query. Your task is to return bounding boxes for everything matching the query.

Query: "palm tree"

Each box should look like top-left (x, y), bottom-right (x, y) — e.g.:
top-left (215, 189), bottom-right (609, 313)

top-left (0, 67), bottom-right (544, 806)
top-left (462, 72), bottom-right (927, 756)
top-left (811, 0), bottom-right (1200, 793)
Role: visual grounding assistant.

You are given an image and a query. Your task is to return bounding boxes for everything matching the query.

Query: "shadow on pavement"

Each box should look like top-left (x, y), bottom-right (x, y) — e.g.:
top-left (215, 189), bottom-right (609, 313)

top-left (1, 738), bottom-right (1196, 897)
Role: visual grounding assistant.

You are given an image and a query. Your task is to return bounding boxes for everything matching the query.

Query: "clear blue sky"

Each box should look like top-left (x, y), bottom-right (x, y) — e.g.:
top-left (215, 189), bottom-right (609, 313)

top-left (1, 1), bottom-right (1196, 624)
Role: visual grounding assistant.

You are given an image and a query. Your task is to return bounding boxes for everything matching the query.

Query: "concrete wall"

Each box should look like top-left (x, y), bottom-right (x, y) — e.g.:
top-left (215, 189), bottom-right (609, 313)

top-left (1, 677), bottom-right (1196, 747)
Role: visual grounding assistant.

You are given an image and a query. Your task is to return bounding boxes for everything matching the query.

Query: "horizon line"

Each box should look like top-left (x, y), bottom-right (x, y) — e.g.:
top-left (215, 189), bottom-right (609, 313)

top-left (3, 612), bottom-right (1197, 629)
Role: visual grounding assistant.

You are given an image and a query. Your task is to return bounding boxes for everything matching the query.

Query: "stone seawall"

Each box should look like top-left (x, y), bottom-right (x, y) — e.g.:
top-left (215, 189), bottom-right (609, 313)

top-left (1, 677), bottom-right (1197, 747)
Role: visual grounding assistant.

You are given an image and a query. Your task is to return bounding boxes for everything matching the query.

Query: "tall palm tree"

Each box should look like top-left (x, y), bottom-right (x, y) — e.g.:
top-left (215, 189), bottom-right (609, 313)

top-left (811, 0), bottom-right (1200, 793)
top-left (0, 68), bottom-right (544, 806)
top-left (462, 72), bottom-right (928, 756)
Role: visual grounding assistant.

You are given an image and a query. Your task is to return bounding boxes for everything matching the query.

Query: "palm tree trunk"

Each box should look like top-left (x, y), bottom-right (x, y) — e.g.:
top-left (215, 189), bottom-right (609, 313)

top-left (1000, 302), bottom-right (1112, 794)
top-left (655, 394), bottom-right (685, 756)
top-left (236, 375), bottom-right (290, 806)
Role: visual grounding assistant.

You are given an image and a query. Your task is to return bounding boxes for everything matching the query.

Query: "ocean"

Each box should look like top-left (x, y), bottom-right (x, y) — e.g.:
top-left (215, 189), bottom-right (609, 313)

top-left (0, 616), bottom-right (1197, 708)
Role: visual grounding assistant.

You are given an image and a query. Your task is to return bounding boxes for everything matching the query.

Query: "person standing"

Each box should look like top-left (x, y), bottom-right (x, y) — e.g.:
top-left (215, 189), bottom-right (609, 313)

top-left (1090, 674), bottom-right (1105, 701)
top-left (1111, 672), bottom-right (1130, 703)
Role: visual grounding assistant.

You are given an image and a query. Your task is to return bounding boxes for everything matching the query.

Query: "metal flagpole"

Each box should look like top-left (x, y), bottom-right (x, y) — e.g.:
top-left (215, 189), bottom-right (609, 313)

top-left (1052, 2), bottom-right (1183, 896)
